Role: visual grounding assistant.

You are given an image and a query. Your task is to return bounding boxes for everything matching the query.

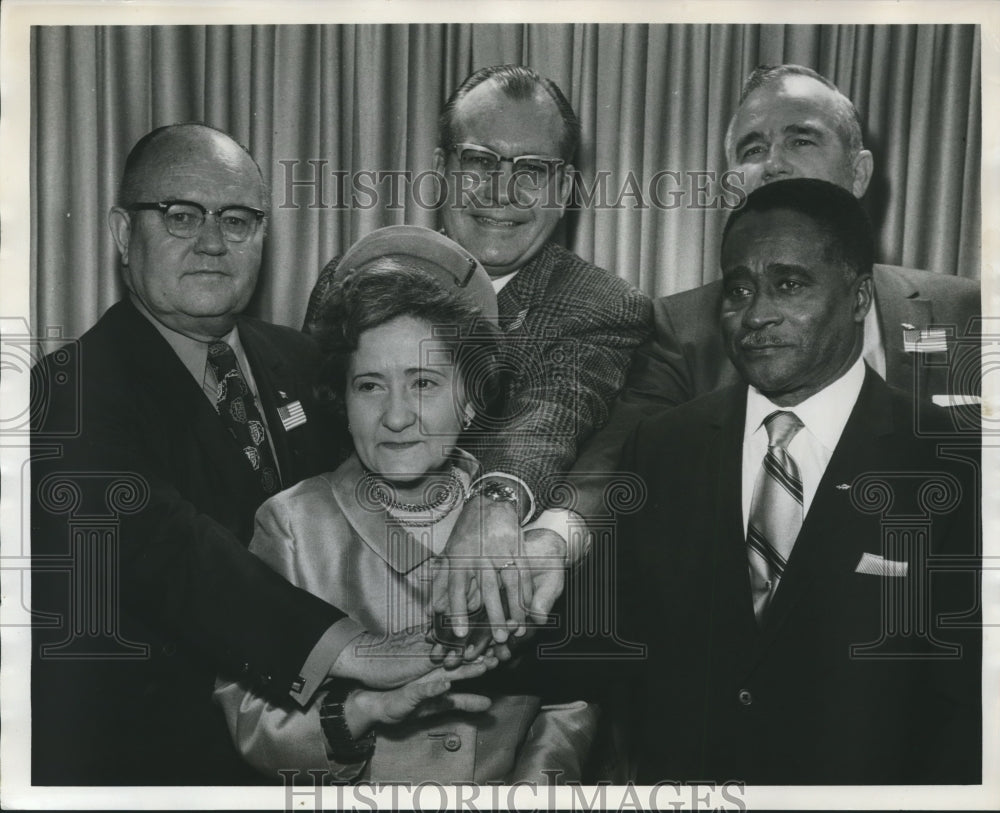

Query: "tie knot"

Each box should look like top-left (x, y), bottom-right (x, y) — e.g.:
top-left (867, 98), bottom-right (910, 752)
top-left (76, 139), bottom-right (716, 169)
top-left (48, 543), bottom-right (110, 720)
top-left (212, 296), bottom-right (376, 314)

top-left (207, 340), bottom-right (237, 374)
top-left (763, 410), bottom-right (803, 450)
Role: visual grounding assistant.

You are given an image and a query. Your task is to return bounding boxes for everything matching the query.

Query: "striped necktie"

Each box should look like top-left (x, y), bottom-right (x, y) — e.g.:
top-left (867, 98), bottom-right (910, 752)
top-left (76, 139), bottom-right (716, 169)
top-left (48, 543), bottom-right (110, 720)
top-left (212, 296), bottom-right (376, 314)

top-left (747, 410), bottom-right (804, 621)
top-left (207, 341), bottom-right (280, 496)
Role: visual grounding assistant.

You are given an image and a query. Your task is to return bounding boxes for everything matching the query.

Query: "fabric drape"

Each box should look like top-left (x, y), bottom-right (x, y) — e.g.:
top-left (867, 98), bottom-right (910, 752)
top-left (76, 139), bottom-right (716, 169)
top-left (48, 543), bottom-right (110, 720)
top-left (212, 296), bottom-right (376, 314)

top-left (31, 23), bottom-right (980, 339)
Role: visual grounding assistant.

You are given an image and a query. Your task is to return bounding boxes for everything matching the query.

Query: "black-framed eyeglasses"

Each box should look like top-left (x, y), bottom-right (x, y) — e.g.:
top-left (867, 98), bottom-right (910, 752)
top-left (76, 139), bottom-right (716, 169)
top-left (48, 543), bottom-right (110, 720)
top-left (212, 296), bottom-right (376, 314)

top-left (448, 143), bottom-right (564, 190)
top-left (129, 200), bottom-right (266, 243)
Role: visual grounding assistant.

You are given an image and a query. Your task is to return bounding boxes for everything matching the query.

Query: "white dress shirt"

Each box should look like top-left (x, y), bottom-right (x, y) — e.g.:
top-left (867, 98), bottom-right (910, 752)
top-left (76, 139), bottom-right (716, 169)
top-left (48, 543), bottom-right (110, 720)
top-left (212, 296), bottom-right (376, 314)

top-left (862, 301), bottom-right (887, 379)
top-left (741, 355), bottom-right (866, 534)
top-left (490, 269), bottom-right (519, 292)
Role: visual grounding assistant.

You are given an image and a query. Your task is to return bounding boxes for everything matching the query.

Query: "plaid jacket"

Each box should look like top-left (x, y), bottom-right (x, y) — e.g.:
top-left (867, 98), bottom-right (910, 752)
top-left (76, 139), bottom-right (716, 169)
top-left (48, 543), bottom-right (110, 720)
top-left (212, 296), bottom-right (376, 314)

top-left (303, 242), bottom-right (651, 511)
top-left (486, 243), bottom-right (650, 508)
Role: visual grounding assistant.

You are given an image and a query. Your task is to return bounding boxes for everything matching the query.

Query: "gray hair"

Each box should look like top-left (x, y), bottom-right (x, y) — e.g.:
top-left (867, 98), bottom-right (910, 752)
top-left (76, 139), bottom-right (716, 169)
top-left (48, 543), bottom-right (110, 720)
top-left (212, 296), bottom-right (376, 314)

top-left (723, 65), bottom-right (865, 163)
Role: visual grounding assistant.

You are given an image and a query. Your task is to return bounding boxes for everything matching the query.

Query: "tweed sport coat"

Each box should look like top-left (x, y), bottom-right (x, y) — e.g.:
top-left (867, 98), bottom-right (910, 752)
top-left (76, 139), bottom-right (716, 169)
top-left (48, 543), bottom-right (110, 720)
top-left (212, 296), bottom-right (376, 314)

top-left (31, 298), bottom-right (346, 785)
top-left (304, 242), bottom-right (651, 509)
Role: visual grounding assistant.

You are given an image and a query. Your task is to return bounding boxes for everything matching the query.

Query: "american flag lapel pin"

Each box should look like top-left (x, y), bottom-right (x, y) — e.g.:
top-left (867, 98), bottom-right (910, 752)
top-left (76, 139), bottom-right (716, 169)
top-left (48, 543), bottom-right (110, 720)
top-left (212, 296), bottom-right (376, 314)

top-left (277, 399), bottom-right (307, 431)
top-left (902, 323), bottom-right (947, 353)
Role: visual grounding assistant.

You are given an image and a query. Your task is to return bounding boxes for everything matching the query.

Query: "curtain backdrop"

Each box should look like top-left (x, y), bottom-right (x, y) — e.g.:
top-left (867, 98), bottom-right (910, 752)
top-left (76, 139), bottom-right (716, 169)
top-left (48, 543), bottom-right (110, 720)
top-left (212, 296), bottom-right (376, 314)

top-left (31, 24), bottom-right (981, 339)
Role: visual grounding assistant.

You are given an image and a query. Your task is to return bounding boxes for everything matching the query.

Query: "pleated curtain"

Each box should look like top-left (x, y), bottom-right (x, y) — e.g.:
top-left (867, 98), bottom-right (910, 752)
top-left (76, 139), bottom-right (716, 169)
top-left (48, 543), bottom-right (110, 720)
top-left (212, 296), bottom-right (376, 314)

top-left (31, 23), bottom-right (981, 338)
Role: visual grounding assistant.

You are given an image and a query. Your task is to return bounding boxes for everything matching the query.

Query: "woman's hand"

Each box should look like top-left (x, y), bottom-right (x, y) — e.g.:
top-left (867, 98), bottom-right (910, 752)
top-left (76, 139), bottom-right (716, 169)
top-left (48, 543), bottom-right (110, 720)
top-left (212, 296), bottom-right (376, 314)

top-left (342, 657), bottom-right (496, 738)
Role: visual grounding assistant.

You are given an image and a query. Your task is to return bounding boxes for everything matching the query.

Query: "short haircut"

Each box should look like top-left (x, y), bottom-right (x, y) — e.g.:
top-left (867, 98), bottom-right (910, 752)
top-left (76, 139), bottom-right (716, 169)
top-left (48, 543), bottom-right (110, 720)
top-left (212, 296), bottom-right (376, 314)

top-left (117, 122), bottom-right (269, 209)
top-left (724, 64), bottom-right (865, 161)
top-left (439, 64), bottom-right (581, 162)
top-left (312, 258), bottom-right (502, 433)
top-left (722, 177), bottom-right (875, 278)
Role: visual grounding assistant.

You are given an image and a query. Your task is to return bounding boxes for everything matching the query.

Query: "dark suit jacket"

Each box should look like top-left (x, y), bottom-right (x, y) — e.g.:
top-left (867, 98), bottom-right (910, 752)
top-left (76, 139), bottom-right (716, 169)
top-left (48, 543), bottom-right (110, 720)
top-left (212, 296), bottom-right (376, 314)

top-left (31, 299), bottom-right (346, 785)
top-left (615, 370), bottom-right (981, 784)
top-left (568, 264), bottom-right (981, 517)
top-left (304, 243), bottom-right (651, 510)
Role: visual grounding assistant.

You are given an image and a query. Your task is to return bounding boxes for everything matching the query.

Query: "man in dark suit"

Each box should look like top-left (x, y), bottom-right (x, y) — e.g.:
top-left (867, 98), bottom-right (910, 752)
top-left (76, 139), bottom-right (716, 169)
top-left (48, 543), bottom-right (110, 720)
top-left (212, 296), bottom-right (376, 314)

top-left (616, 178), bottom-right (980, 784)
top-left (571, 65), bottom-right (980, 501)
top-left (304, 65), bottom-right (651, 645)
top-left (31, 124), bottom-right (440, 785)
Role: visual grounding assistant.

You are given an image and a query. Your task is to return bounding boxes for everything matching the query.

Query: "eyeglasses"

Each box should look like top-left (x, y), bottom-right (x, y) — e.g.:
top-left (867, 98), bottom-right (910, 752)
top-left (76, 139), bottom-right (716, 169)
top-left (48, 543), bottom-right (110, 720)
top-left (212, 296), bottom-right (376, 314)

top-left (448, 143), bottom-right (564, 190)
top-left (129, 200), bottom-right (266, 243)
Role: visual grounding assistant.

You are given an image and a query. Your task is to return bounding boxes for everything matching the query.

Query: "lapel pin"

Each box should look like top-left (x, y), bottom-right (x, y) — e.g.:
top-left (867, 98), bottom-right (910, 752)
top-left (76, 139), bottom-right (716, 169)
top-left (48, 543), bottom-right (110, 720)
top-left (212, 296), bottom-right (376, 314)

top-left (278, 390), bottom-right (288, 399)
top-left (507, 308), bottom-right (529, 332)
top-left (836, 483), bottom-right (850, 491)
top-left (277, 400), bottom-right (307, 431)
top-left (902, 325), bottom-right (947, 354)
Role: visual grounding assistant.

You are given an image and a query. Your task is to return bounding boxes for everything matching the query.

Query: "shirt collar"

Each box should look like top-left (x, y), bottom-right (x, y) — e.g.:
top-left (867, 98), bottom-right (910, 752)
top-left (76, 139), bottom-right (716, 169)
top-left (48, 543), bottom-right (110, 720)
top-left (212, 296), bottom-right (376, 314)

top-left (130, 294), bottom-right (243, 388)
top-left (490, 269), bottom-right (519, 292)
top-left (744, 355), bottom-right (866, 454)
top-left (329, 450), bottom-right (480, 574)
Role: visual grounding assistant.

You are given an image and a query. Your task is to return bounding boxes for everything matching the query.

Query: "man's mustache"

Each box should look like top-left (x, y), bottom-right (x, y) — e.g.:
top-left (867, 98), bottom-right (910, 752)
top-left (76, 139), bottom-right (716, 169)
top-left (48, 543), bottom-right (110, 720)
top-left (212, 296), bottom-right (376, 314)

top-left (739, 332), bottom-right (787, 348)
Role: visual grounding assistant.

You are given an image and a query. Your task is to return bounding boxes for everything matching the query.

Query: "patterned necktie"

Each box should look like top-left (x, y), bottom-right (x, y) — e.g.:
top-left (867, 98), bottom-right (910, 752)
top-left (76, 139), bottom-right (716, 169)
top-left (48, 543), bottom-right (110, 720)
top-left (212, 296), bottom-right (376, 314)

top-left (747, 410), bottom-right (804, 621)
top-left (207, 341), bottom-right (280, 496)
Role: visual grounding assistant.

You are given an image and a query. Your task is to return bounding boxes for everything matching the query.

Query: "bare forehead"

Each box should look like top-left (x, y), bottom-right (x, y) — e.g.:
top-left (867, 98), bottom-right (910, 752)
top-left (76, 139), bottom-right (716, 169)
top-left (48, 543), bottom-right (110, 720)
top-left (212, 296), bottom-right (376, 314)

top-left (723, 208), bottom-right (834, 262)
top-left (451, 81), bottom-right (563, 153)
top-left (133, 130), bottom-right (264, 204)
top-left (737, 75), bottom-right (843, 129)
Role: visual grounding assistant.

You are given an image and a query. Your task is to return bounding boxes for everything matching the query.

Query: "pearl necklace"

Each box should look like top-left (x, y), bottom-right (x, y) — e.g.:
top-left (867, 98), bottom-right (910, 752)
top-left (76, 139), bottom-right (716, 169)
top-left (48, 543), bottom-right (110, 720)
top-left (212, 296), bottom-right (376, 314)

top-left (364, 464), bottom-right (463, 527)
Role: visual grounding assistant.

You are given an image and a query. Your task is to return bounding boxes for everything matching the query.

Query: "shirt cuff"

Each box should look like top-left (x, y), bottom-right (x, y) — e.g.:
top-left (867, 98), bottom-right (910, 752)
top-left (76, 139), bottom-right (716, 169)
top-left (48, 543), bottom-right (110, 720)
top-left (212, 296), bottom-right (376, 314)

top-left (526, 508), bottom-right (590, 565)
top-left (288, 617), bottom-right (366, 707)
top-left (469, 471), bottom-right (536, 524)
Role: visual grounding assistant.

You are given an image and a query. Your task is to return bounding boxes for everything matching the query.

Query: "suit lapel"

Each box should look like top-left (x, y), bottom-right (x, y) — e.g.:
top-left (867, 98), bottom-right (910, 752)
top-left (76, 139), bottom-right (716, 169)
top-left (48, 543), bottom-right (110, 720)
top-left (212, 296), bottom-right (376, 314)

top-left (239, 318), bottom-right (302, 488)
top-left (109, 301), bottom-right (262, 500)
top-left (874, 264), bottom-right (932, 394)
top-left (757, 370), bottom-right (894, 647)
top-left (496, 244), bottom-right (554, 330)
top-left (712, 388), bottom-right (763, 642)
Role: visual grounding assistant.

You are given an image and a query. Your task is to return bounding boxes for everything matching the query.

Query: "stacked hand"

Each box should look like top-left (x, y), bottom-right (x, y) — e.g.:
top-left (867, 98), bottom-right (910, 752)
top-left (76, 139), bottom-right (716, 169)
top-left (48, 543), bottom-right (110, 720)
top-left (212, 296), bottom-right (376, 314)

top-left (430, 496), bottom-right (568, 660)
top-left (330, 627), bottom-right (438, 689)
top-left (343, 657), bottom-right (497, 738)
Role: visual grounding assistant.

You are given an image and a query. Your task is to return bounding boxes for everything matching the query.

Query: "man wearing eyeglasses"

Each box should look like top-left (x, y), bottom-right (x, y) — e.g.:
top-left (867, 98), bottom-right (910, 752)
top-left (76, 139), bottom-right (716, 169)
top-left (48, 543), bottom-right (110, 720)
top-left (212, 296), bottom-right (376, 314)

top-left (305, 65), bottom-right (650, 650)
top-left (31, 123), bottom-right (447, 785)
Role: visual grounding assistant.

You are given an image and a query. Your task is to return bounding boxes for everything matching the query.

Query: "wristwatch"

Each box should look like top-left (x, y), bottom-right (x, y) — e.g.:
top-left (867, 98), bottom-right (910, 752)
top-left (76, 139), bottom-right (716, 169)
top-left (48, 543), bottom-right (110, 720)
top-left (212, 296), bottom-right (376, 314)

top-left (319, 683), bottom-right (376, 763)
top-left (466, 478), bottom-right (520, 508)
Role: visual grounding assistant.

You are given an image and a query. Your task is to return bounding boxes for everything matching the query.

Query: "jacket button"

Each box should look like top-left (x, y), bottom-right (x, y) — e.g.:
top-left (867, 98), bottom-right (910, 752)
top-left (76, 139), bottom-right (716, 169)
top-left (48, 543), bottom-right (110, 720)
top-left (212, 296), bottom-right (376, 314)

top-left (738, 689), bottom-right (753, 706)
top-left (239, 662), bottom-right (250, 675)
top-left (443, 734), bottom-right (462, 752)
top-left (259, 673), bottom-right (272, 687)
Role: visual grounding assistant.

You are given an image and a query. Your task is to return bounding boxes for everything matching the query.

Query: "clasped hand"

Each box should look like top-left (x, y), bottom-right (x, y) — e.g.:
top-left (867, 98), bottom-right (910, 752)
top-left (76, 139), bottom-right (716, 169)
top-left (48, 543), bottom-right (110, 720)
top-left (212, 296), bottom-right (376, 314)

top-left (429, 495), bottom-right (568, 659)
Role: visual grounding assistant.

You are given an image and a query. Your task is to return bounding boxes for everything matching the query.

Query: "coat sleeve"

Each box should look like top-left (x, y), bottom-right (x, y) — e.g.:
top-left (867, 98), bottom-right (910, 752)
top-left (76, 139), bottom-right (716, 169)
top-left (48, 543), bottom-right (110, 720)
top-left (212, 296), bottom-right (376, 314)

top-left (30, 328), bottom-right (344, 704)
top-left (477, 271), bottom-right (652, 514)
top-left (557, 294), bottom-right (689, 519)
top-left (212, 496), bottom-right (367, 782)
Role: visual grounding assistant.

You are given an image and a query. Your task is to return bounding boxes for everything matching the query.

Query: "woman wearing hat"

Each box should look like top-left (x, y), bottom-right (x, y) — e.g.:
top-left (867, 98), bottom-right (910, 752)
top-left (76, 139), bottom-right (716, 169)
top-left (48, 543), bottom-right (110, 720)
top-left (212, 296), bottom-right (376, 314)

top-left (213, 227), bottom-right (596, 784)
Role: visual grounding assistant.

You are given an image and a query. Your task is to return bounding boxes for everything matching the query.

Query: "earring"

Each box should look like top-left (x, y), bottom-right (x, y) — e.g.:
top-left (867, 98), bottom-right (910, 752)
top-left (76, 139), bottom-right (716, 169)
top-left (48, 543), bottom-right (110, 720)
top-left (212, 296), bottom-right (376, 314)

top-left (461, 404), bottom-right (475, 430)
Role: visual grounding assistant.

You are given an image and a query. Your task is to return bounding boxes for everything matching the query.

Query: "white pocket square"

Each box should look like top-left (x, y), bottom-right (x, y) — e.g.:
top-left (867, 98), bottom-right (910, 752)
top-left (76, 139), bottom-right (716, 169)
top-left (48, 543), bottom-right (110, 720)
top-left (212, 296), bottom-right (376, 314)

top-left (855, 552), bottom-right (908, 577)
top-left (931, 394), bottom-right (981, 408)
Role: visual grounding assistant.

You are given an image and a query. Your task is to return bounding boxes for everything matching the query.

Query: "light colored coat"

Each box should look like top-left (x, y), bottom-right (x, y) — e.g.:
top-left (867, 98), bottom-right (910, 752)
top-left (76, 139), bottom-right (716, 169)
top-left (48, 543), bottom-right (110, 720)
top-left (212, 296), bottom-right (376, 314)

top-left (214, 453), bottom-right (596, 783)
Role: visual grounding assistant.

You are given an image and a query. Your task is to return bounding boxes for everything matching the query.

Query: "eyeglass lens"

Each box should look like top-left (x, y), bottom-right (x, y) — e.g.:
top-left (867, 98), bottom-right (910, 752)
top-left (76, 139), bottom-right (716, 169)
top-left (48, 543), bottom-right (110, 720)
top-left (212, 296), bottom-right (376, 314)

top-left (162, 203), bottom-right (259, 242)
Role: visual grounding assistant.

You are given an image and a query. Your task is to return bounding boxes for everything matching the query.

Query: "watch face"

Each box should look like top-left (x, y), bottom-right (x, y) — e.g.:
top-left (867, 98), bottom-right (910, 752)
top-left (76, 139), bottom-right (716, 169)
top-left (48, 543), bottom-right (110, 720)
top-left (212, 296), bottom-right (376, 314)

top-left (483, 481), bottom-right (518, 502)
